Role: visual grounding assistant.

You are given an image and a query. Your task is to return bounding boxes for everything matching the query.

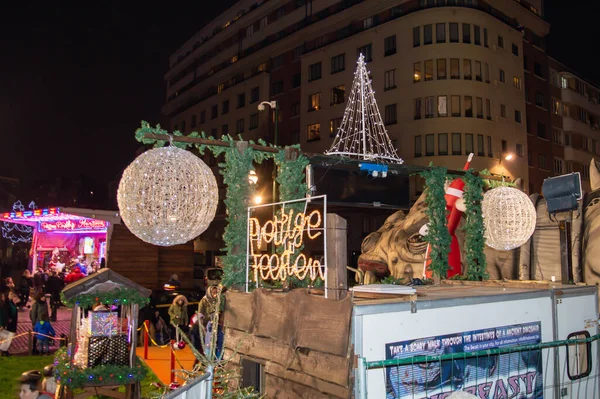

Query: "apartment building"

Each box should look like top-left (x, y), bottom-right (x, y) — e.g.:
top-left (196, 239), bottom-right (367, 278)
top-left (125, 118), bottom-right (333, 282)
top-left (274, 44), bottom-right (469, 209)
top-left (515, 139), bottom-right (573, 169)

top-left (163, 0), bottom-right (553, 194)
top-left (547, 58), bottom-right (600, 193)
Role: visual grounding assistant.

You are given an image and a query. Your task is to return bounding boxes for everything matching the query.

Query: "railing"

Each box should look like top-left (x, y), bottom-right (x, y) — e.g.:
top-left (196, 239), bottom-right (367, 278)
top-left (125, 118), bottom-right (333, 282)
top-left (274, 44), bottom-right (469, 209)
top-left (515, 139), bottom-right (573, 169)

top-left (161, 373), bottom-right (212, 399)
top-left (357, 334), bottom-right (600, 398)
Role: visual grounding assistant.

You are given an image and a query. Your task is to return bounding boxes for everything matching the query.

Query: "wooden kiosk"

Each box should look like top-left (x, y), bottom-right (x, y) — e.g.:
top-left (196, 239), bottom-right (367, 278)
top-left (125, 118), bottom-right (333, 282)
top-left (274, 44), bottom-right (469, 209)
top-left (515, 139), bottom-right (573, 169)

top-left (56, 269), bottom-right (151, 399)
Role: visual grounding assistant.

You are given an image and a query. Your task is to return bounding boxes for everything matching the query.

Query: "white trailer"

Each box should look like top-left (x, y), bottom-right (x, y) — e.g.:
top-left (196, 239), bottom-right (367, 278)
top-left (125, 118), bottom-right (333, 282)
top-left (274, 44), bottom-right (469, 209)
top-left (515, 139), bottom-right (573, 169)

top-left (353, 283), bottom-right (599, 399)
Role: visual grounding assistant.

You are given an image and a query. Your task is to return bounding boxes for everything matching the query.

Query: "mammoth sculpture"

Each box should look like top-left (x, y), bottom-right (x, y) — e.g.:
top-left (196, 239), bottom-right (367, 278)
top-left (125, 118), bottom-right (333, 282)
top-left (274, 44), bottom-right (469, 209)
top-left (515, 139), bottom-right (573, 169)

top-left (358, 159), bottom-right (600, 298)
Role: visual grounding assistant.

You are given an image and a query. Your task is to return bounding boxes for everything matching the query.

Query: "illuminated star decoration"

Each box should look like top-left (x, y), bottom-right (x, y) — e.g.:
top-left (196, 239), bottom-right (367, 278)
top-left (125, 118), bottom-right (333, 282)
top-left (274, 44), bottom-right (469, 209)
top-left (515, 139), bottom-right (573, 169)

top-left (325, 53), bottom-right (403, 164)
top-left (1, 200), bottom-right (35, 244)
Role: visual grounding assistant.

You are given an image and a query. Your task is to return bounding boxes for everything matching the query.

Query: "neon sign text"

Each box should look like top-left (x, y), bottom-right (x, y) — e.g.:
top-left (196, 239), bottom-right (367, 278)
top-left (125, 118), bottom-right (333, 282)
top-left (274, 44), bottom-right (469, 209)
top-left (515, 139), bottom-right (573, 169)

top-left (248, 209), bottom-right (324, 282)
top-left (39, 219), bottom-right (108, 232)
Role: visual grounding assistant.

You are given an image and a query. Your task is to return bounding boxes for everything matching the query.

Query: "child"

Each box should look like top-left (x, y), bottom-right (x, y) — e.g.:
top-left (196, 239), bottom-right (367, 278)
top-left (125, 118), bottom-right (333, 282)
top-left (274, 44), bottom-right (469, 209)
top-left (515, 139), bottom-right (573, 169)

top-left (33, 314), bottom-right (56, 355)
top-left (167, 295), bottom-right (188, 344)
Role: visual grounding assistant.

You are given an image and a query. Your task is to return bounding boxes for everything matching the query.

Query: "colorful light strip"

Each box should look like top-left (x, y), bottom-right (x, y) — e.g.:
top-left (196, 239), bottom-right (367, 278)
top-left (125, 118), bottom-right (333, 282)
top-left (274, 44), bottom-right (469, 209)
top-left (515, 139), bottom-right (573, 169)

top-left (2, 207), bottom-right (58, 220)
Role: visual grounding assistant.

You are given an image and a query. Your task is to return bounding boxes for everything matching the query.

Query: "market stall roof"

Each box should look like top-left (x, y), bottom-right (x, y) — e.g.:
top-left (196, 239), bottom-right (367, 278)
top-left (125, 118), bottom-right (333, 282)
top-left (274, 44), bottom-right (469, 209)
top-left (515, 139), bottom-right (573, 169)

top-left (62, 268), bottom-right (151, 301)
top-left (0, 207), bottom-right (121, 227)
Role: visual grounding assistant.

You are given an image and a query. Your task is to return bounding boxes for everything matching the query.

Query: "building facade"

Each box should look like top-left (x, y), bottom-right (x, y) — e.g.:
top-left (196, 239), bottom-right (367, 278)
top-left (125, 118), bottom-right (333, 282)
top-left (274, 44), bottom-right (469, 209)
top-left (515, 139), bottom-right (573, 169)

top-left (163, 0), bottom-right (561, 196)
top-left (547, 58), bottom-right (600, 193)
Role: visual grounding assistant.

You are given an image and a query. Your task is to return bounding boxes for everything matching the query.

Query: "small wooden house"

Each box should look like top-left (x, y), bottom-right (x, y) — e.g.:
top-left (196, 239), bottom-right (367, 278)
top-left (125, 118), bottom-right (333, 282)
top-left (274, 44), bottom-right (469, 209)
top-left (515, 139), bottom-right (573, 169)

top-left (57, 268), bottom-right (151, 399)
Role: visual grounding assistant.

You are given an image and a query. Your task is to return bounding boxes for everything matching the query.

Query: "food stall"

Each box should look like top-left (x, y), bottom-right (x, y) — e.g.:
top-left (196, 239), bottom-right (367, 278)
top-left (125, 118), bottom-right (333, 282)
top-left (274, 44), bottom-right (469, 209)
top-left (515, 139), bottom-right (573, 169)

top-left (0, 207), bottom-right (121, 271)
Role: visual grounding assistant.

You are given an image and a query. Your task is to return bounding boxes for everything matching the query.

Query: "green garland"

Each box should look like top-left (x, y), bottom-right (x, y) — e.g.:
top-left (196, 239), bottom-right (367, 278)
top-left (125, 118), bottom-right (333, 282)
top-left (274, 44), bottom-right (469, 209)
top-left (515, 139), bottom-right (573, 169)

top-left (211, 137), bottom-right (272, 288)
top-left (273, 147), bottom-right (315, 288)
top-left (54, 348), bottom-right (147, 389)
top-left (463, 171), bottom-right (488, 281)
top-left (61, 287), bottom-right (150, 308)
top-left (420, 166), bottom-right (451, 279)
top-left (134, 122), bottom-right (312, 290)
top-left (479, 169), bottom-right (516, 189)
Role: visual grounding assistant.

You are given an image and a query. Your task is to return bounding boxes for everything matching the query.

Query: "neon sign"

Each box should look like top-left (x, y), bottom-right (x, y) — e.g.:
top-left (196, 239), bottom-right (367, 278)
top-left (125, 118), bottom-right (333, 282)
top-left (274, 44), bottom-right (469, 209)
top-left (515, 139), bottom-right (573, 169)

top-left (246, 195), bottom-right (327, 288)
top-left (39, 219), bottom-right (108, 232)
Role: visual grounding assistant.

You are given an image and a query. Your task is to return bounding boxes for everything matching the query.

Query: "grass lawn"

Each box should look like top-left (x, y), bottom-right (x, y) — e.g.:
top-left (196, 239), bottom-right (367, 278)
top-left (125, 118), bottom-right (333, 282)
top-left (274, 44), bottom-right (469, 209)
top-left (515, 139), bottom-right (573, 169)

top-left (0, 356), bottom-right (162, 399)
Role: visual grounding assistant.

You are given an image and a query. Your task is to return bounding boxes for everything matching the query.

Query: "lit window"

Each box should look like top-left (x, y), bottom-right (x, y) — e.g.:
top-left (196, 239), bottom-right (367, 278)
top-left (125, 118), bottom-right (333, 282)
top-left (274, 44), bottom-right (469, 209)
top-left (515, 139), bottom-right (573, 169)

top-left (329, 118), bottom-right (341, 138)
top-left (307, 123), bottom-right (320, 141)
top-left (513, 76), bottom-right (521, 90)
top-left (438, 95), bottom-right (448, 117)
top-left (414, 62), bottom-right (422, 83)
top-left (308, 93), bottom-right (321, 111)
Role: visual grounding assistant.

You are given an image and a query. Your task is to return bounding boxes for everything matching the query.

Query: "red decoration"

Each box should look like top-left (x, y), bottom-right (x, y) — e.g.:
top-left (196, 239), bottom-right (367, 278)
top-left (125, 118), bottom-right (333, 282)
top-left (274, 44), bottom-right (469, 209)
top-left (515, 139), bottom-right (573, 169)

top-left (177, 341), bottom-right (186, 349)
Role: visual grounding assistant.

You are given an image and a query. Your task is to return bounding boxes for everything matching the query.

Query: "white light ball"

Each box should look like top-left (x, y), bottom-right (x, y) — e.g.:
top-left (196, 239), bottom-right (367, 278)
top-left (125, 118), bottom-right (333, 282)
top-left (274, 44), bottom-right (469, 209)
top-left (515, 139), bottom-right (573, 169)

top-left (482, 186), bottom-right (536, 251)
top-left (117, 146), bottom-right (218, 246)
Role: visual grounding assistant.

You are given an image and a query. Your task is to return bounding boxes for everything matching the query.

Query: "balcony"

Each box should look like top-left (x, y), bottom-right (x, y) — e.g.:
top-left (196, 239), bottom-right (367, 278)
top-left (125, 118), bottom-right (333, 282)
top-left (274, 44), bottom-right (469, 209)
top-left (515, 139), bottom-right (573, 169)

top-left (561, 88), bottom-right (600, 115)
top-left (563, 117), bottom-right (600, 137)
top-left (564, 146), bottom-right (593, 165)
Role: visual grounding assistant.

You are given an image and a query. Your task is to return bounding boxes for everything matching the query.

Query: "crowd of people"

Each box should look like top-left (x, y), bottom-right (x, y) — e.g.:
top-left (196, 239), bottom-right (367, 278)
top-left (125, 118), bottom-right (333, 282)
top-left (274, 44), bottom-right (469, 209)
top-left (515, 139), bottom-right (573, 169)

top-left (0, 253), bottom-right (100, 358)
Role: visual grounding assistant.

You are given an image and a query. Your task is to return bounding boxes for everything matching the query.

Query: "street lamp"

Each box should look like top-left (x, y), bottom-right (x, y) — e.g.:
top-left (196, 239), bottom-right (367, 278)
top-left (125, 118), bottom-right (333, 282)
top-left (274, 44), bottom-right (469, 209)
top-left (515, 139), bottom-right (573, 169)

top-left (258, 100), bottom-right (279, 203)
top-left (248, 170), bottom-right (258, 185)
top-left (257, 100), bottom-right (278, 146)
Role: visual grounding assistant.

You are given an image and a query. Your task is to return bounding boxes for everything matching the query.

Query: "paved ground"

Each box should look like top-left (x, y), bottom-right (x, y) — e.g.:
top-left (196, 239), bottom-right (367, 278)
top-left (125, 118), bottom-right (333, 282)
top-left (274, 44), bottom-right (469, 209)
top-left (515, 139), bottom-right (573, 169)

top-left (8, 301), bottom-right (71, 355)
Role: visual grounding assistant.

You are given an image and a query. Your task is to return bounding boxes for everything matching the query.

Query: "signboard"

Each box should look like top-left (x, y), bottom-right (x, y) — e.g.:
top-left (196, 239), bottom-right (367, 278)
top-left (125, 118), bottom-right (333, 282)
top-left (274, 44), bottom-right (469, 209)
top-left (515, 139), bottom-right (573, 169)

top-left (39, 219), bottom-right (108, 232)
top-left (246, 195), bottom-right (327, 291)
top-left (385, 322), bottom-right (543, 399)
top-left (83, 237), bottom-right (95, 254)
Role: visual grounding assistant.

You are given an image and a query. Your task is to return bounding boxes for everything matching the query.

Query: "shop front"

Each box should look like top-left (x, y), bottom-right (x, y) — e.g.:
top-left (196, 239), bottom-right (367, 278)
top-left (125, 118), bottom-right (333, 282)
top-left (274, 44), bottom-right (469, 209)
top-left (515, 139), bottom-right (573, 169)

top-left (0, 207), bottom-right (120, 272)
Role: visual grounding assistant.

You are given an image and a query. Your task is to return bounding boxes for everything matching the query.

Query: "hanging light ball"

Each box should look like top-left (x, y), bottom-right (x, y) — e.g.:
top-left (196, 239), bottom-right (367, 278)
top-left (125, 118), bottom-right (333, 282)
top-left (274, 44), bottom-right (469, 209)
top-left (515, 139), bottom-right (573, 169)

top-left (482, 186), bottom-right (536, 251)
top-left (117, 146), bottom-right (218, 246)
top-left (177, 341), bottom-right (186, 349)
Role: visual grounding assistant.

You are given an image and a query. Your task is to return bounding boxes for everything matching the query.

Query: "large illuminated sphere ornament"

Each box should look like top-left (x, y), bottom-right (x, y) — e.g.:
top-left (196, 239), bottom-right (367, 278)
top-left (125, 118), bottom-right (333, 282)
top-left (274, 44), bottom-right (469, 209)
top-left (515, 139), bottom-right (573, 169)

top-left (482, 186), bottom-right (536, 251)
top-left (117, 146), bottom-right (218, 246)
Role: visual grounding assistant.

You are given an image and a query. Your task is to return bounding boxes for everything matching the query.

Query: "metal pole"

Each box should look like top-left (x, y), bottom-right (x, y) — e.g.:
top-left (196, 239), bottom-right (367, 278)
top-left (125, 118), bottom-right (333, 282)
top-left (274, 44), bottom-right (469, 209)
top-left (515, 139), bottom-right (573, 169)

top-left (206, 364), bottom-right (214, 399)
top-left (559, 218), bottom-right (572, 284)
top-left (272, 103), bottom-right (279, 204)
top-left (359, 57), bottom-right (366, 158)
top-left (357, 357), bottom-right (367, 399)
top-left (246, 206), bottom-right (251, 293)
top-left (143, 320), bottom-right (149, 360)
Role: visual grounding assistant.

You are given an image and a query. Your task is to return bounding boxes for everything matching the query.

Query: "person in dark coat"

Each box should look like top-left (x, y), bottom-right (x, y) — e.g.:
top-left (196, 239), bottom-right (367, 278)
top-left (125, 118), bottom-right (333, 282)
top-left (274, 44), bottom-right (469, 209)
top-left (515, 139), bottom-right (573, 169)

top-left (44, 269), bottom-right (64, 322)
top-left (0, 291), bottom-right (18, 356)
top-left (18, 270), bottom-right (33, 309)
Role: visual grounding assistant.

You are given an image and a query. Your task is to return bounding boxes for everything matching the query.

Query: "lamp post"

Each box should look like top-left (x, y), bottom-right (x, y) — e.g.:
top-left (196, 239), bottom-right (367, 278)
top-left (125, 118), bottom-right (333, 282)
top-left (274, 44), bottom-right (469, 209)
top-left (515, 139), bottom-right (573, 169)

top-left (258, 100), bottom-right (279, 203)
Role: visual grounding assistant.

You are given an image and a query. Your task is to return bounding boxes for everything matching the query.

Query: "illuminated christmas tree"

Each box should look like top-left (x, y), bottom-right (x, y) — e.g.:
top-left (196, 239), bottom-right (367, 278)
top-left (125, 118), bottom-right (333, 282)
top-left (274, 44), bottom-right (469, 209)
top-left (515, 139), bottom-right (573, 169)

top-left (325, 53), bottom-right (403, 164)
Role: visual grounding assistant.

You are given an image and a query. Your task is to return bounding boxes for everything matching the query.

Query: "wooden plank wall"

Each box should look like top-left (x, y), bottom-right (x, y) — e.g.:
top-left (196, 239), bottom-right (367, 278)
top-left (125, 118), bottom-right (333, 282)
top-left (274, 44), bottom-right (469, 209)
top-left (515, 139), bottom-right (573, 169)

top-left (158, 242), bottom-right (194, 289)
top-left (107, 224), bottom-right (194, 290)
top-left (223, 289), bottom-right (354, 398)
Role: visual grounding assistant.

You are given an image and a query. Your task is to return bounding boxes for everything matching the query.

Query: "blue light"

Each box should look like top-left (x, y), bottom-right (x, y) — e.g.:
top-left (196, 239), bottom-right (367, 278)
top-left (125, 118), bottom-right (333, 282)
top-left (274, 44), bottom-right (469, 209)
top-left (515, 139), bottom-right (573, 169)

top-left (359, 162), bottom-right (389, 178)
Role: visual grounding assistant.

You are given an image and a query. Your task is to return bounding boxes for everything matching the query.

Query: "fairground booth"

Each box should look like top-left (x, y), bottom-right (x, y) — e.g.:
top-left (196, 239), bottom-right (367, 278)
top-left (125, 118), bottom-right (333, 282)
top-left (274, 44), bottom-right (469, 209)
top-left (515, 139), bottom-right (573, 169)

top-left (0, 207), bottom-right (121, 271)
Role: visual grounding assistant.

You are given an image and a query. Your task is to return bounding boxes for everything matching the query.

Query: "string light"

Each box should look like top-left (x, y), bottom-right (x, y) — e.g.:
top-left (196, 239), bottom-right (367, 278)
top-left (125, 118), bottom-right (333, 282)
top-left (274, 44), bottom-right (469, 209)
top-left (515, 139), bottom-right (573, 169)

top-left (248, 209), bottom-right (324, 282)
top-left (117, 145), bottom-right (218, 246)
top-left (1, 200), bottom-right (35, 243)
top-left (325, 54), bottom-right (403, 164)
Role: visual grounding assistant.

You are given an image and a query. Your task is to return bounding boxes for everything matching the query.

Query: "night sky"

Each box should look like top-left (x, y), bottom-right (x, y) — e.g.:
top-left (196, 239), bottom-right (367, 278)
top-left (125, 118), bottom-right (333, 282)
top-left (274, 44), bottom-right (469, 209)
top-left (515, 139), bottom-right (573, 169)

top-left (0, 1), bottom-right (596, 198)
